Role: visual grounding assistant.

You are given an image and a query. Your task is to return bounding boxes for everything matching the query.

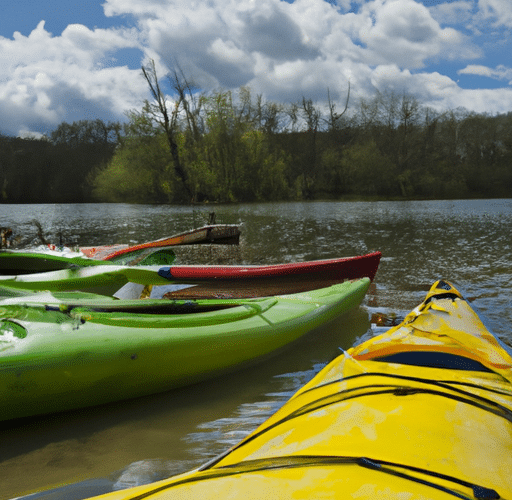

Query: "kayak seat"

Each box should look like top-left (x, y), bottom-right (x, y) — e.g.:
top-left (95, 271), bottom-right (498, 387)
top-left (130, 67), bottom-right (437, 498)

top-left (373, 351), bottom-right (492, 372)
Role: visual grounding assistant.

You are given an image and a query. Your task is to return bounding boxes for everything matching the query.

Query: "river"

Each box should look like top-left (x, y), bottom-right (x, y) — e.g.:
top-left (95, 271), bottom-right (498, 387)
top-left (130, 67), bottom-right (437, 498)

top-left (1, 199), bottom-right (511, 499)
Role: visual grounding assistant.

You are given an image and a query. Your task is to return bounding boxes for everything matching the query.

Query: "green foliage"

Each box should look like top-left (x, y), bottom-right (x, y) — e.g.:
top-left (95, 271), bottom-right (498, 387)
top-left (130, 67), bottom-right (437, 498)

top-left (174, 98), bottom-right (292, 202)
top-left (319, 147), bottom-right (345, 196)
top-left (92, 133), bottom-right (173, 203)
top-left (238, 129), bottom-right (291, 201)
top-left (341, 141), bottom-right (398, 196)
top-left (2, 86), bottom-right (512, 204)
top-left (0, 120), bottom-right (122, 203)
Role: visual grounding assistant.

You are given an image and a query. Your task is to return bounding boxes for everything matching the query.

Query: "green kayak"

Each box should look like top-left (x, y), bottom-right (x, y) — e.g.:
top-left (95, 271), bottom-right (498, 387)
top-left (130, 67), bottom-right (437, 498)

top-left (0, 247), bottom-right (177, 274)
top-left (0, 264), bottom-right (176, 296)
top-left (0, 278), bottom-right (370, 421)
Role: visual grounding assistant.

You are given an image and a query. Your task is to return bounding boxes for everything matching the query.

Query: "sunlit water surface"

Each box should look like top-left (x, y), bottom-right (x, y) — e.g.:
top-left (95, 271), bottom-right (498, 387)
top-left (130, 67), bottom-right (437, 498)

top-left (0, 199), bottom-right (511, 499)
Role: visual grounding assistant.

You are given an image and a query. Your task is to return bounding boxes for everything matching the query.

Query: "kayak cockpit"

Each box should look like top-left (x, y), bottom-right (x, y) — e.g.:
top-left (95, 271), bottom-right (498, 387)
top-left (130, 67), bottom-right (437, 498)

top-left (45, 300), bottom-right (240, 315)
top-left (372, 351), bottom-right (493, 372)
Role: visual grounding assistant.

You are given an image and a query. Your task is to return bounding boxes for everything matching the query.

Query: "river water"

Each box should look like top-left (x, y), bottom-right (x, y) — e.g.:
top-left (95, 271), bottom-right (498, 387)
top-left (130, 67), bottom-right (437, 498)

top-left (1, 199), bottom-right (511, 499)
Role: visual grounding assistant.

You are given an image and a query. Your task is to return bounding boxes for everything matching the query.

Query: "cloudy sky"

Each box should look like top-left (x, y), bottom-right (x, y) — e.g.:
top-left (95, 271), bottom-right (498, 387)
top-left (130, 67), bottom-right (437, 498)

top-left (1, 0), bottom-right (511, 137)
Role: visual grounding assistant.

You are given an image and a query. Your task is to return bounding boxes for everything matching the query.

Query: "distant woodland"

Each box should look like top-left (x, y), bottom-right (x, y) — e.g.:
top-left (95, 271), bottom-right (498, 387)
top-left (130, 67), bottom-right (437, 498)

top-left (2, 67), bottom-right (512, 204)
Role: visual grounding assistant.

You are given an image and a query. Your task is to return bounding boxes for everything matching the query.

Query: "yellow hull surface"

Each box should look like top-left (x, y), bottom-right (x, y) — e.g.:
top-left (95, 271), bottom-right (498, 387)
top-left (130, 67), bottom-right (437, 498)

top-left (89, 280), bottom-right (512, 499)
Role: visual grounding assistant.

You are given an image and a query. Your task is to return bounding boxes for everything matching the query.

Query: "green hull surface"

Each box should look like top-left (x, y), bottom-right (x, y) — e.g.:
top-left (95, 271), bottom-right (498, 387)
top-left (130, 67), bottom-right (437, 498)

top-left (0, 247), bottom-right (176, 275)
top-left (0, 264), bottom-right (175, 296)
top-left (0, 278), bottom-right (370, 421)
top-left (0, 249), bottom-right (107, 274)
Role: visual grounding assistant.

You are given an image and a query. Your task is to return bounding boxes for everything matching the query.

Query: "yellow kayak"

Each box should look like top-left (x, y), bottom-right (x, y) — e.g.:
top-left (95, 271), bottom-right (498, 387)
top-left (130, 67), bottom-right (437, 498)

top-left (88, 280), bottom-right (512, 499)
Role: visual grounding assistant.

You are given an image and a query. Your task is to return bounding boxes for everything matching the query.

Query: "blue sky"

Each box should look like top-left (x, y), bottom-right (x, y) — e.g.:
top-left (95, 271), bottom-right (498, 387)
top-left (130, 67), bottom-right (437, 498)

top-left (1, 0), bottom-right (511, 137)
top-left (1, 0), bottom-right (116, 37)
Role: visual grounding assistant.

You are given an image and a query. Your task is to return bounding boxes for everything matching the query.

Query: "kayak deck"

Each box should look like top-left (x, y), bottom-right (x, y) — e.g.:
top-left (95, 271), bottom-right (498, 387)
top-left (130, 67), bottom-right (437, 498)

top-left (0, 279), bottom-right (371, 422)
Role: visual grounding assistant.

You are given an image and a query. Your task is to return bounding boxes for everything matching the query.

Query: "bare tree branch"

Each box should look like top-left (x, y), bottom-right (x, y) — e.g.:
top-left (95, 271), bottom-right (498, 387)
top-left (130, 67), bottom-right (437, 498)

top-left (141, 59), bottom-right (192, 199)
top-left (326, 82), bottom-right (350, 131)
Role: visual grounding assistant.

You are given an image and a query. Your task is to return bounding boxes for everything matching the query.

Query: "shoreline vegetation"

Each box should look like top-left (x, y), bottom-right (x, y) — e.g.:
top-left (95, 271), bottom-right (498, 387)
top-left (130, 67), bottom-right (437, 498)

top-left (1, 63), bottom-right (511, 204)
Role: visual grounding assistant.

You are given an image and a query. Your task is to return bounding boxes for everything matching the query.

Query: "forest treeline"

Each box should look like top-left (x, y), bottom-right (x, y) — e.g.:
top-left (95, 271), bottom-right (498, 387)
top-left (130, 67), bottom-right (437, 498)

top-left (1, 76), bottom-right (512, 203)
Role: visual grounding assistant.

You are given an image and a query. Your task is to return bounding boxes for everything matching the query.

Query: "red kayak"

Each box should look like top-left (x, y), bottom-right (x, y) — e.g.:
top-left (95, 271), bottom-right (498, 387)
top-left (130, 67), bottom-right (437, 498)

top-left (1, 251), bottom-right (381, 299)
top-left (153, 251), bottom-right (381, 299)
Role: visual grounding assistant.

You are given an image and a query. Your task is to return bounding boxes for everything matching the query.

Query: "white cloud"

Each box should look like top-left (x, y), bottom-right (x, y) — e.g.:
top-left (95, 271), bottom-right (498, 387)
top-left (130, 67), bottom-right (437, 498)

top-left (103, 0), bottom-right (169, 19)
top-left (368, 64), bottom-right (462, 107)
top-left (108, 0), bottom-right (478, 100)
top-left (429, 1), bottom-right (475, 26)
top-left (358, 0), bottom-right (476, 68)
top-left (448, 87), bottom-right (512, 113)
top-left (136, 0), bottom-right (324, 91)
top-left (368, 63), bottom-right (512, 113)
top-left (459, 64), bottom-right (512, 84)
top-left (0, 21), bottom-right (146, 136)
top-left (2, 0), bottom-right (512, 136)
top-left (478, 0), bottom-right (512, 28)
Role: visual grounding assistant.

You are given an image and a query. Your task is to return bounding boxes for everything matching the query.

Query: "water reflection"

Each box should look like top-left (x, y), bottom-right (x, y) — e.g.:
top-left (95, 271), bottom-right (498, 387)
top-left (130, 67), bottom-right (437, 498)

top-left (185, 366), bottom-right (322, 462)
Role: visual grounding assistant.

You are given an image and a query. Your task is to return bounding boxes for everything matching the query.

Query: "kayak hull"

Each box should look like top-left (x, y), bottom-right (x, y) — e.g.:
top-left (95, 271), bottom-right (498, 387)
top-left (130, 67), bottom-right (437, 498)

top-left (0, 252), bottom-right (381, 298)
top-left (0, 278), bottom-right (370, 421)
top-left (86, 280), bottom-right (512, 499)
top-left (80, 224), bottom-right (241, 260)
top-left (0, 247), bottom-right (177, 274)
top-left (0, 264), bottom-right (175, 296)
top-left (0, 248), bottom-right (109, 274)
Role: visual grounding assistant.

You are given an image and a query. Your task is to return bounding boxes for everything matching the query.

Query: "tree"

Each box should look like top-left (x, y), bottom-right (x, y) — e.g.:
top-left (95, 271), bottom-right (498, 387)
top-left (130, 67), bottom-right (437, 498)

top-left (91, 108), bottom-right (178, 203)
top-left (341, 141), bottom-right (398, 196)
top-left (325, 83), bottom-right (350, 133)
top-left (141, 59), bottom-right (193, 199)
top-left (48, 119), bottom-right (121, 201)
top-left (92, 133), bottom-right (172, 203)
